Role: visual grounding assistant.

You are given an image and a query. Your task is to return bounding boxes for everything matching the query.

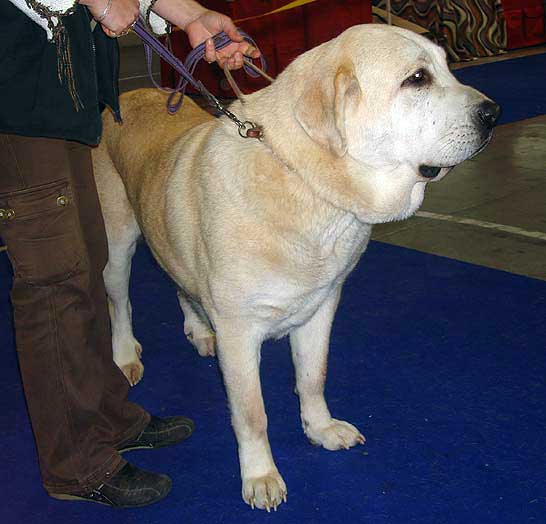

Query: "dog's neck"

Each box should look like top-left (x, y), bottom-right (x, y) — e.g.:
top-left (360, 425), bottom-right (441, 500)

top-left (229, 89), bottom-right (390, 225)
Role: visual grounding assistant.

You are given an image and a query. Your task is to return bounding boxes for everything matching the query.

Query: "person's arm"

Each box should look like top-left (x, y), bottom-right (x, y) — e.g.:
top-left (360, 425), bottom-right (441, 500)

top-left (147, 0), bottom-right (260, 69)
top-left (144, 0), bottom-right (204, 28)
top-left (80, 0), bottom-right (140, 37)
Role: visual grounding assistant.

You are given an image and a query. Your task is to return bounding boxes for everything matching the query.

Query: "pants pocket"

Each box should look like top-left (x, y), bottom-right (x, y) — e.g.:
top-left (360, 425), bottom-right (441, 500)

top-left (0, 179), bottom-right (87, 285)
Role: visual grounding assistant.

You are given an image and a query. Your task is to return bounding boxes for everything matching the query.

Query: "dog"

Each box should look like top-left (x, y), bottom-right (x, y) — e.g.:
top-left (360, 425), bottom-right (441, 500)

top-left (92, 24), bottom-right (499, 511)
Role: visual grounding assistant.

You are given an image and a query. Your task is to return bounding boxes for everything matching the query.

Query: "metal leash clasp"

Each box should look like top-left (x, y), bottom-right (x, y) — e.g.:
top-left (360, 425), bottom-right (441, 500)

top-left (238, 121), bottom-right (263, 140)
top-left (198, 83), bottom-right (263, 140)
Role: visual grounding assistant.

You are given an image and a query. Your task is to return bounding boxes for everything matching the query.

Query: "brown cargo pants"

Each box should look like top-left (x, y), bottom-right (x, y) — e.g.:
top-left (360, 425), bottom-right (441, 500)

top-left (0, 134), bottom-right (149, 495)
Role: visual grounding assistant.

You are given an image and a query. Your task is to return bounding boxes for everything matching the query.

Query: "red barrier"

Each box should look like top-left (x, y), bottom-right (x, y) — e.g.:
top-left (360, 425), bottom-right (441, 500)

top-left (160, 0), bottom-right (372, 96)
top-left (502, 0), bottom-right (546, 49)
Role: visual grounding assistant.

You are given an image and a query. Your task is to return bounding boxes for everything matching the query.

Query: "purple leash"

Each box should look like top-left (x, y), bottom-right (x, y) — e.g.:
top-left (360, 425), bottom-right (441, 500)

top-left (132, 18), bottom-right (266, 139)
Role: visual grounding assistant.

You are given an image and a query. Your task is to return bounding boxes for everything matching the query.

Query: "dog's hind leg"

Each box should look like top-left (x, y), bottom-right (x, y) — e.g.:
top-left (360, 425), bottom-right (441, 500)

top-left (94, 147), bottom-right (144, 386)
top-left (104, 224), bottom-right (143, 386)
top-left (290, 287), bottom-right (366, 450)
top-left (177, 291), bottom-right (216, 357)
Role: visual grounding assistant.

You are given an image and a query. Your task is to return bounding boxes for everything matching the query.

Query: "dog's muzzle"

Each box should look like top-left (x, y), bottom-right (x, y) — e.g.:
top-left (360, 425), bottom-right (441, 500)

top-left (419, 100), bottom-right (500, 180)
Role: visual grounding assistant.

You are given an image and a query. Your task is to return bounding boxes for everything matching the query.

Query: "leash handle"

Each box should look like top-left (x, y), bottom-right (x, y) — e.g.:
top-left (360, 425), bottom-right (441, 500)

top-left (133, 19), bottom-right (267, 115)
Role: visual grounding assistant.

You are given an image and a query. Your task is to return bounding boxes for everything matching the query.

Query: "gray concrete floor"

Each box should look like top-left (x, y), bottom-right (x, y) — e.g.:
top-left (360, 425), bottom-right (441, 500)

top-left (119, 40), bottom-right (161, 93)
top-left (117, 39), bottom-right (546, 281)
top-left (373, 116), bottom-right (546, 281)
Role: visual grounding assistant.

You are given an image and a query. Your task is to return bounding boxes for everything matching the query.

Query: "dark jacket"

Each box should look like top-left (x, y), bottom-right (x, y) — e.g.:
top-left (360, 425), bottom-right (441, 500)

top-left (0, 2), bottom-right (121, 146)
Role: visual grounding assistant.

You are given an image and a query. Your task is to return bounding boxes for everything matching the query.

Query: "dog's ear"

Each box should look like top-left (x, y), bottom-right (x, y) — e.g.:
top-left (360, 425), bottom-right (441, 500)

top-left (295, 65), bottom-right (361, 157)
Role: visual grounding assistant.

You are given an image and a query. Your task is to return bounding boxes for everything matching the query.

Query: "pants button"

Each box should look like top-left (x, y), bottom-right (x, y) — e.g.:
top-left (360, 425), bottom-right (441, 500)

top-left (57, 195), bottom-right (69, 207)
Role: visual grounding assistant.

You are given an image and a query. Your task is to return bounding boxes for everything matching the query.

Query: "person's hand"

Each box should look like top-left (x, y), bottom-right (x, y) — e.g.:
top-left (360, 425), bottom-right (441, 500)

top-left (183, 10), bottom-right (260, 69)
top-left (80, 0), bottom-right (140, 38)
top-left (150, 1), bottom-right (261, 69)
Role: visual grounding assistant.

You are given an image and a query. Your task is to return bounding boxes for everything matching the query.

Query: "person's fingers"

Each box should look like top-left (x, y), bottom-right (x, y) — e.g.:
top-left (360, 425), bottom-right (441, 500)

top-left (225, 51), bottom-right (244, 70)
top-left (205, 51), bottom-right (251, 70)
top-left (101, 20), bottom-right (135, 38)
top-left (204, 38), bottom-right (216, 63)
top-left (95, 0), bottom-right (139, 35)
top-left (219, 15), bottom-right (244, 42)
top-left (195, 13), bottom-right (261, 69)
top-left (102, 25), bottom-right (116, 37)
top-left (242, 43), bottom-right (261, 58)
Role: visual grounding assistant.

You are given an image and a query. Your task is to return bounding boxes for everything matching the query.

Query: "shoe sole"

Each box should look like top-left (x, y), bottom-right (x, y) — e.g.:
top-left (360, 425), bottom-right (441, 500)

top-left (49, 486), bottom-right (171, 509)
top-left (49, 493), bottom-right (112, 507)
top-left (119, 443), bottom-right (155, 453)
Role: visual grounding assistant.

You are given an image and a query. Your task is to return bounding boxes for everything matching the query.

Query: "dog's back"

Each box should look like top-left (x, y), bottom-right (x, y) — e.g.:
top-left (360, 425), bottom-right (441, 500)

top-left (98, 88), bottom-right (213, 185)
top-left (93, 89), bottom-right (214, 262)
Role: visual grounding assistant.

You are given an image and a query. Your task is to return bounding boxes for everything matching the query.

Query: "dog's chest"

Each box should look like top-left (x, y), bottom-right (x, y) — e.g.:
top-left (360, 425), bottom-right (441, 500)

top-left (260, 219), bottom-right (371, 337)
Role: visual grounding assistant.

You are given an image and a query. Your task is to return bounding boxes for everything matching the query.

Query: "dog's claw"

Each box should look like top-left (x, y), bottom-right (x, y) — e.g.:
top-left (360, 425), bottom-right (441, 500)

top-left (121, 361), bottom-right (144, 387)
top-left (243, 474), bottom-right (286, 511)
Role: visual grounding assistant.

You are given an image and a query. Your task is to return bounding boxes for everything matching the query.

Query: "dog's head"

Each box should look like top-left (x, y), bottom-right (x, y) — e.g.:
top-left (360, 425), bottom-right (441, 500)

top-left (272, 25), bottom-right (499, 223)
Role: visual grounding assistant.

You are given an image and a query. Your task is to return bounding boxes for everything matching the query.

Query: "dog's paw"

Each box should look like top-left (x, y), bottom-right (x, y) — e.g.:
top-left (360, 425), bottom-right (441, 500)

top-left (187, 333), bottom-right (216, 357)
top-left (305, 418), bottom-right (365, 451)
top-left (194, 335), bottom-right (216, 357)
top-left (242, 472), bottom-right (287, 512)
top-left (121, 360), bottom-right (144, 386)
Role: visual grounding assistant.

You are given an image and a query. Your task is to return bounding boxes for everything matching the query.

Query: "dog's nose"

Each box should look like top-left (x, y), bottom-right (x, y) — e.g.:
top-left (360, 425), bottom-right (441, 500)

top-left (476, 101), bottom-right (501, 129)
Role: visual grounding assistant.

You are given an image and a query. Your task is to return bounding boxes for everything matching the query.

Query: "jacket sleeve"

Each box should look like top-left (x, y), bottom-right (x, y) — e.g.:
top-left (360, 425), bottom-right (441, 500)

top-left (8, 0), bottom-right (77, 39)
top-left (139, 0), bottom-right (169, 35)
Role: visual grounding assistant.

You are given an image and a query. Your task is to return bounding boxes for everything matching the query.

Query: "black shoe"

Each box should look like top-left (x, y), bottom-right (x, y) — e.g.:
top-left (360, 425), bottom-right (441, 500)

top-left (49, 463), bottom-right (172, 508)
top-left (118, 415), bottom-right (195, 453)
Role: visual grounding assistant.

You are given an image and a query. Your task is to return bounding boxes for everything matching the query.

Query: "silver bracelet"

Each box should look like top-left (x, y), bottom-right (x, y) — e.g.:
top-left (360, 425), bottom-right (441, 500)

top-left (96, 0), bottom-right (114, 23)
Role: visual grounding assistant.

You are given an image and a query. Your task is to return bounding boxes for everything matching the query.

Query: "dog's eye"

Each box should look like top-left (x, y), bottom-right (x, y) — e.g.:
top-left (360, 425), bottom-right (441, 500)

top-left (402, 68), bottom-right (431, 88)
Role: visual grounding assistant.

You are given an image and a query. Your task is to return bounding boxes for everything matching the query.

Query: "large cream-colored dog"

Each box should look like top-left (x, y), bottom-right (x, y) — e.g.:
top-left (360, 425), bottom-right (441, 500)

top-left (93, 25), bottom-right (498, 511)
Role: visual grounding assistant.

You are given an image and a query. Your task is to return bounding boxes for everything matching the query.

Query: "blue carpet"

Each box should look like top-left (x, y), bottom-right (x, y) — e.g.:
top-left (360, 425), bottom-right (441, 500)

top-left (453, 53), bottom-right (546, 125)
top-left (1, 242), bottom-right (545, 524)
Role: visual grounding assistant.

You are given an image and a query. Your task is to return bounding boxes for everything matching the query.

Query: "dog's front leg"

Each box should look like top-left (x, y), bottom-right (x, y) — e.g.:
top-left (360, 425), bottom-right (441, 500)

top-left (215, 325), bottom-right (287, 511)
top-left (290, 288), bottom-right (366, 450)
